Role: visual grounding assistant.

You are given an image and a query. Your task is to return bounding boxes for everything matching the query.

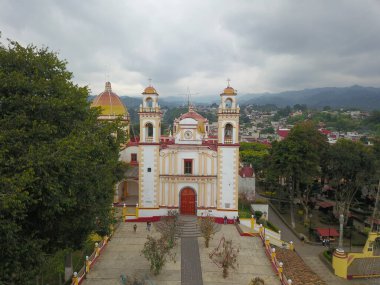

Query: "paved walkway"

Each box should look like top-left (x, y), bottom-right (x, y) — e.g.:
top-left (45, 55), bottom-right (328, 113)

top-left (181, 237), bottom-right (203, 285)
top-left (199, 225), bottom-right (281, 285)
top-left (81, 223), bottom-right (181, 285)
top-left (268, 205), bottom-right (374, 285)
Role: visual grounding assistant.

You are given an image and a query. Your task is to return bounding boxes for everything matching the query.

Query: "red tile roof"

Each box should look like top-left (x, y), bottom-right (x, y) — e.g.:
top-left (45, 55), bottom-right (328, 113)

top-left (277, 128), bottom-right (290, 138)
top-left (179, 110), bottom-right (207, 122)
top-left (239, 166), bottom-right (254, 177)
top-left (315, 228), bottom-right (339, 237)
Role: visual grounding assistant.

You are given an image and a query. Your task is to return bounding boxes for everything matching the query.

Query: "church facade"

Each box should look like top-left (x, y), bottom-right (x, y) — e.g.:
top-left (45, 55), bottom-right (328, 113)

top-left (92, 82), bottom-right (240, 218)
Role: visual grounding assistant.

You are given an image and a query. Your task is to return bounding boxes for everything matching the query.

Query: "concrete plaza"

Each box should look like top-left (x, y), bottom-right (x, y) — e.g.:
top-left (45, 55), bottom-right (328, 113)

top-left (198, 224), bottom-right (281, 285)
top-left (82, 222), bottom-right (281, 285)
top-left (82, 223), bottom-right (181, 285)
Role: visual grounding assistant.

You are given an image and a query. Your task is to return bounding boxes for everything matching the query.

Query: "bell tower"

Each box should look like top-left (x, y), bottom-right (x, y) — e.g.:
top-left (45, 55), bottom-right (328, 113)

top-left (217, 81), bottom-right (240, 214)
top-left (138, 82), bottom-right (162, 212)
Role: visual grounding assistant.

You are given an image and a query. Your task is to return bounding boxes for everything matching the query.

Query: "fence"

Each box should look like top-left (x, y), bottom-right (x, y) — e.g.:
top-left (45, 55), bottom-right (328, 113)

top-left (71, 219), bottom-right (122, 285)
top-left (258, 226), bottom-right (294, 285)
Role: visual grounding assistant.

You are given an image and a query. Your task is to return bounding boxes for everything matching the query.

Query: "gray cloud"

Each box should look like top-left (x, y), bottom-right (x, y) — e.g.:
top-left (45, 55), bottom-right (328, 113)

top-left (1, 0), bottom-right (380, 96)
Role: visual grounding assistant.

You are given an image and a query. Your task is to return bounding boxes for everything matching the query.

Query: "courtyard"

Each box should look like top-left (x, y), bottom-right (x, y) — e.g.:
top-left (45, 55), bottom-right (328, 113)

top-left (82, 221), bottom-right (280, 285)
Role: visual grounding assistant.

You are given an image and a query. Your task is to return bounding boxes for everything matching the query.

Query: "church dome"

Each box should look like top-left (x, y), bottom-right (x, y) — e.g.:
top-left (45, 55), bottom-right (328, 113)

top-left (91, 82), bottom-right (128, 116)
top-left (222, 86), bottom-right (236, 95)
top-left (142, 86), bottom-right (158, 95)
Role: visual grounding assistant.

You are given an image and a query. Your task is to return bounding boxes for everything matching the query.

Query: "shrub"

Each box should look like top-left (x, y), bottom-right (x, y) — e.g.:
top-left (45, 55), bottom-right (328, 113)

top-left (209, 237), bottom-right (239, 278)
top-left (141, 235), bottom-right (176, 275)
top-left (199, 216), bottom-right (217, 248)
top-left (323, 250), bottom-right (332, 263)
top-left (254, 211), bottom-right (263, 220)
top-left (248, 277), bottom-right (265, 285)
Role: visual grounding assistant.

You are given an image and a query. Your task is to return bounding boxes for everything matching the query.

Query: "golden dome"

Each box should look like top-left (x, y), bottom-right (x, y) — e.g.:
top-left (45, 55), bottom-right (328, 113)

top-left (222, 86), bottom-right (236, 95)
top-left (91, 82), bottom-right (129, 116)
top-left (142, 86), bottom-right (158, 95)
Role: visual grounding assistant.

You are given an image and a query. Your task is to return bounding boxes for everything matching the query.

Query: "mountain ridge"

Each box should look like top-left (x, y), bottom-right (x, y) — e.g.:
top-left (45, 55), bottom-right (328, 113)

top-left (90, 85), bottom-right (380, 110)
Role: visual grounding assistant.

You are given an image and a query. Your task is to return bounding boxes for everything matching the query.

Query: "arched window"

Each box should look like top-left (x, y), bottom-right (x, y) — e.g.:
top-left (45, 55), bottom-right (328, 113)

top-left (224, 123), bottom-right (233, 143)
top-left (145, 123), bottom-right (153, 141)
top-left (225, 98), bottom-right (233, 108)
top-left (146, 97), bottom-right (153, 108)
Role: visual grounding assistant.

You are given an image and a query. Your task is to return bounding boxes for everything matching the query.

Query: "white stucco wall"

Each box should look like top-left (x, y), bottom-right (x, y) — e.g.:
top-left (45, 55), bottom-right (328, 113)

top-left (140, 145), bottom-right (158, 207)
top-left (218, 147), bottom-right (238, 209)
top-left (119, 146), bottom-right (139, 163)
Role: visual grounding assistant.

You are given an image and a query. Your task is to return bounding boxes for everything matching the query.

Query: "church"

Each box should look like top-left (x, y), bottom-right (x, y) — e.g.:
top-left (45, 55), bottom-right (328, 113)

top-left (91, 82), bottom-right (240, 218)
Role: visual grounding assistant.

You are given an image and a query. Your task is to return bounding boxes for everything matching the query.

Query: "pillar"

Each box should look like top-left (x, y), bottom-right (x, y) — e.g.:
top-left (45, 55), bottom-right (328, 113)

top-left (271, 248), bottom-right (276, 262)
top-left (332, 249), bottom-right (348, 279)
top-left (278, 262), bottom-right (283, 280)
top-left (85, 256), bottom-right (90, 273)
top-left (250, 215), bottom-right (256, 233)
top-left (95, 242), bottom-right (100, 257)
top-left (289, 241), bottom-right (294, 251)
top-left (136, 203), bottom-right (139, 218)
top-left (72, 272), bottom-right (79, 285)
top-left (122, 203), bottom-right (127, 221)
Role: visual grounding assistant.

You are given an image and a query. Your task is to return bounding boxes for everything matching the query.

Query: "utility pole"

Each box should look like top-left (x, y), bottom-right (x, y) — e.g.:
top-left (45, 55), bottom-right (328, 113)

top-left (338, 214), bottom-right (344, 251)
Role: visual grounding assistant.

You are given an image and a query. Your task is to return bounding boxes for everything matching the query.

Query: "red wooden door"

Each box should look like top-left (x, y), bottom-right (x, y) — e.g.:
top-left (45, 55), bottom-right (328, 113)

top-left (180, 188), bottom-right (196, 215)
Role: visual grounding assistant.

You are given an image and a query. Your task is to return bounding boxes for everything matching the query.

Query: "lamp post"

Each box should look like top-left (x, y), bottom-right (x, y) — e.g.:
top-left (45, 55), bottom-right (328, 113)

top-left (309, 213), bottom-right (313, 241)
top-left (338, 214), bottom-right (344, 251)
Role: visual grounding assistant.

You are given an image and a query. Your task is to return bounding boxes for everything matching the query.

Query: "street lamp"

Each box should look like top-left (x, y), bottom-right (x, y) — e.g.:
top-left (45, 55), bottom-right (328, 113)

top-left (309, 213), bottom-right (313, 241)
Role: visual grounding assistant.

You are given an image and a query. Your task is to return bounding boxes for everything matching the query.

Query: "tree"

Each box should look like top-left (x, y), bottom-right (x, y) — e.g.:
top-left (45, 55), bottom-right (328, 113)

top-left (209, 237), bottom-right (239, 278)
top-left (325, 139), bottom-right (375, 223)
top-left (239, 142), bottom-right (270, 175)
top-left (199, 215), bottom-right (217, 248)
top-left (267, 122), bottom-right (328, 227)
top-left (0, 39), bottom-right (125, 284)
top-left (141, 235), bottom-right (176, 275)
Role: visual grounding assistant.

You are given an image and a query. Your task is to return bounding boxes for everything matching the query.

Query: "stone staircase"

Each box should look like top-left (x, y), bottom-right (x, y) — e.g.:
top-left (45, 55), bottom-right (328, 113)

top-left (154, 215), bottom-right (221, 238)
top-left (178, 215), bottom-right (202, 238)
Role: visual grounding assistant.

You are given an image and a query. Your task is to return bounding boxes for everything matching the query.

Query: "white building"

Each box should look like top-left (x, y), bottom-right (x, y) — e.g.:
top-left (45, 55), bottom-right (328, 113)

top-left (94, 82), bottom-right (240, 218)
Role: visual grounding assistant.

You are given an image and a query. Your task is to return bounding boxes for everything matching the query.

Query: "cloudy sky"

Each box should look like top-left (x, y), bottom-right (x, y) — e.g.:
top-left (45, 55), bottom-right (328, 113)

top-left (1, 0), bottom-right (380, 97)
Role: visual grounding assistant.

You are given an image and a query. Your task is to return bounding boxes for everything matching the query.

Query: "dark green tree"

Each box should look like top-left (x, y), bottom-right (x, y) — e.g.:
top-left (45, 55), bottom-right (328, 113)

top-left (267, 122), bottom-right (328, 227)
top-left (325, 139), bottom-right (375, 223)
top-left (0, 40), bottom-right (126, 284)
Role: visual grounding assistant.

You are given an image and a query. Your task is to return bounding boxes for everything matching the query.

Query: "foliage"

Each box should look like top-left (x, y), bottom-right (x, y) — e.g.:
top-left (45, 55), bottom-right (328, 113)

top-left (159, 215), bottom-right (181, 249)
top-left (209, 237), bottom-right (239, 278)
top-left (254, 211), bottom-right (263, 220)
top-left (324, 139), bottom-right (375, 223)
top-left (238, 193), bottom-right (253, 218)
top-left (141, 235), bottom-right (176, 275)
top-left (258, 218), bottom-right (280, 233)
top-left (199, 215), bottom-right (217, 248)
top-left (0, 39), bottom-right (126, 284)
top-left (248, 277), bottom-right (265, 285)
top-left (267, 121), bottom-right (329, 227)
top-left (239, 142), bottom-right (270, 174)
top-left (323, 250), bottom-right (332, 263)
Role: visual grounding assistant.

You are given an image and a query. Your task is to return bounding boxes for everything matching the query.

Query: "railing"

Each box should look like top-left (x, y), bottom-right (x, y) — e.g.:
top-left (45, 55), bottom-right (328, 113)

top-left (258, 226), bottom-right (293, 285)
top-left (71, 220), bottom-right (123, 285)
top-left (140, 107), bottom-right (159, 112)
top-left (224, 138), bottom-right (233, 144)
top-left (145, 137), bottom-right (153, 143)
top-left (218, 107), bottom-right (240, 114)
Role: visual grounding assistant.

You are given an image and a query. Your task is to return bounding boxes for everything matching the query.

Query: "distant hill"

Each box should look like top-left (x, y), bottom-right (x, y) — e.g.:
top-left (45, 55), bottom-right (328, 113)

top-left (239, 85), bottom-right (380, 110)
top-left (89, 85), bottom-right (380, 111)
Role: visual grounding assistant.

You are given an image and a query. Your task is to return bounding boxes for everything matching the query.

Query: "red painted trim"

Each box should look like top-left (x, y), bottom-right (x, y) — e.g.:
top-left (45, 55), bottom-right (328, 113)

top-left (139, 143), bottom-right (160, 145)
top-left (217, 143), bottom-right (240, 146)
